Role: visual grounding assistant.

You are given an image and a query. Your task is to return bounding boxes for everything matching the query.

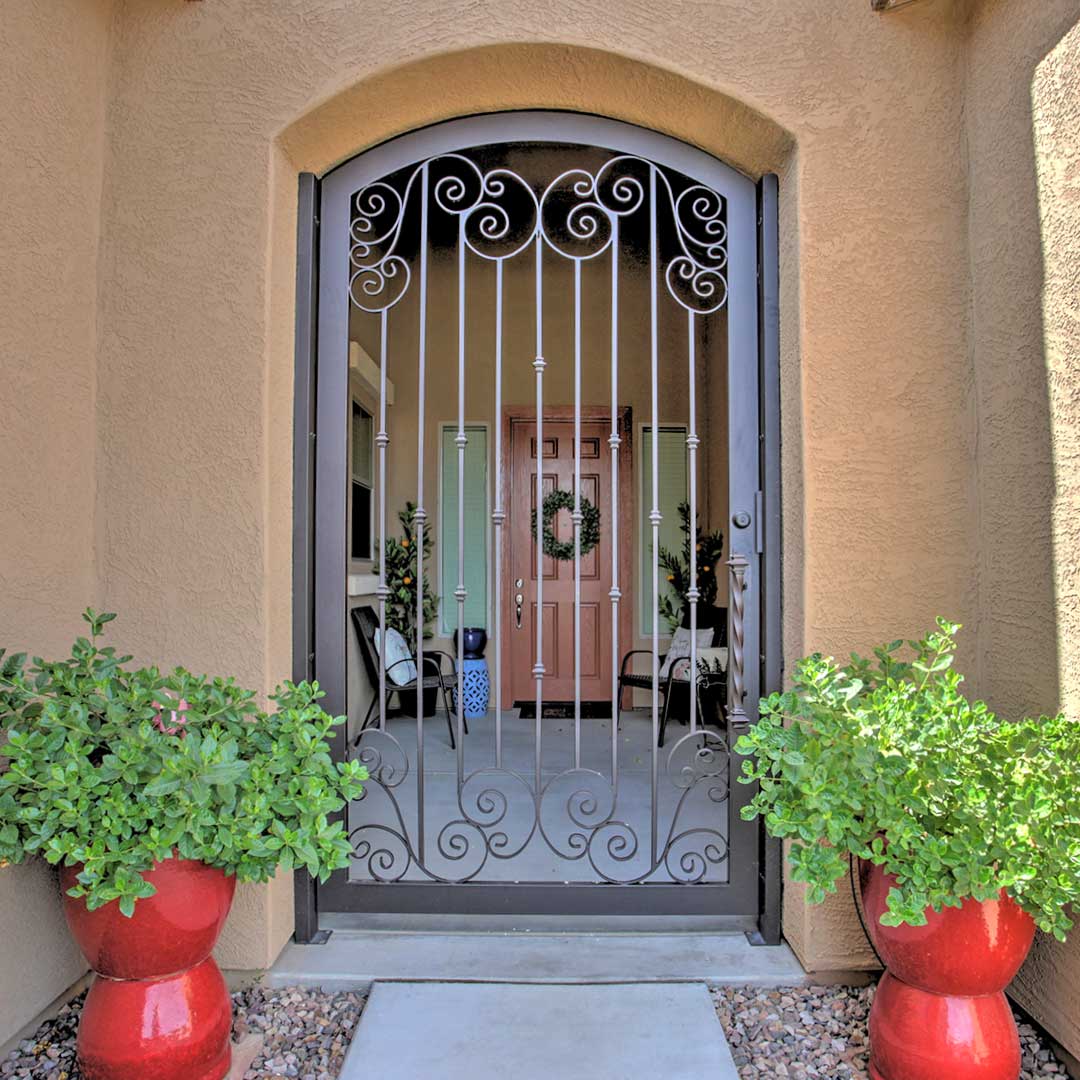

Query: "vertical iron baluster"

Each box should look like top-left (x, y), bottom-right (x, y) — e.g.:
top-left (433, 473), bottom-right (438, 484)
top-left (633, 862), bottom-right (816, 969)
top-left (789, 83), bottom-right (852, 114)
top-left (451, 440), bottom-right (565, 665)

top-left (687, 309), bottom-right (700, 733)
top-left (493, 260), bottom-right (505, 768)
top-left (533, 235), bottom-right (545, 797)
top-left (648, 165), bottom-right (660, 866)
top-left (609, 219), bottom-right (621, 789)
top-left (456, 218), bottom-right (467, 780)
top-left (377, 309), bottom-right (389, 732)
top-left (415, 163), bottom-right (429, 860)
top-left (573, 258), bottom-right (582, 769)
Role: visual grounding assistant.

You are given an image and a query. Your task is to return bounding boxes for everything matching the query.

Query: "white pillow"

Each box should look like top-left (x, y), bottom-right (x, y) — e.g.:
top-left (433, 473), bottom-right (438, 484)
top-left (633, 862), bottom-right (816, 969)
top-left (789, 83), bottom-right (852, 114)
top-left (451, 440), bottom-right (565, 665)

top-left (671, 646), bottom-right (728, 682)
top-left (659, 627), bottom-right (713, 680)
top-left (374, 627), bottom-right (417, 686)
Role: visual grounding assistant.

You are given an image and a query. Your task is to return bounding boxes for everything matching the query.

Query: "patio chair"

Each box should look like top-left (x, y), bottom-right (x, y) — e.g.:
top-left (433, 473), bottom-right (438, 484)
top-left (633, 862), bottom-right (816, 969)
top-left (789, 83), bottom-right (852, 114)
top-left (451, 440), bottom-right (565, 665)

top-left (350, 605), bottom-right (466, 749)
top-left (617, 610), bottom-right (728, 747)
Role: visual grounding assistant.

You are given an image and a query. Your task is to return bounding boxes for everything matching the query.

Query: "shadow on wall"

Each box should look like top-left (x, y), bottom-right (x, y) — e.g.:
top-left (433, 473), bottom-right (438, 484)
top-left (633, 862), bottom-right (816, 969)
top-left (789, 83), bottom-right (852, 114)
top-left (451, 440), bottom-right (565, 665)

top-left (966, 0), bottom-right (1080, 1060)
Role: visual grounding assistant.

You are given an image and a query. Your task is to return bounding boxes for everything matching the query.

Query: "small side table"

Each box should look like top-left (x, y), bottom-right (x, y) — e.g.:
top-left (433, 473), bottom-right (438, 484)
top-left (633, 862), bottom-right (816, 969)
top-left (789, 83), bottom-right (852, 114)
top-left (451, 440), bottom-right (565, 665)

top-left (459, 657), bottom-right (490, 720)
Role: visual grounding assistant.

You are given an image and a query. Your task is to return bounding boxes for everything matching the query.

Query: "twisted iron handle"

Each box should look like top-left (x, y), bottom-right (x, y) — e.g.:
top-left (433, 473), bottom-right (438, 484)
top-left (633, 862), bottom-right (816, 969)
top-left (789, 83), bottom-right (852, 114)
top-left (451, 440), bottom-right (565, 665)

top-left (726, 552), bottom-right (749, 728)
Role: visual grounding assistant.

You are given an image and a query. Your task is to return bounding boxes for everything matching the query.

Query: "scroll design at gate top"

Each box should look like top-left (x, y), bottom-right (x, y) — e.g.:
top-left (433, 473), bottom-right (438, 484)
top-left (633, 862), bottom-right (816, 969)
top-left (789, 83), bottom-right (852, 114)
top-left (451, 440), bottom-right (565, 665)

top-left (348, 152), bottom-right (728, 314)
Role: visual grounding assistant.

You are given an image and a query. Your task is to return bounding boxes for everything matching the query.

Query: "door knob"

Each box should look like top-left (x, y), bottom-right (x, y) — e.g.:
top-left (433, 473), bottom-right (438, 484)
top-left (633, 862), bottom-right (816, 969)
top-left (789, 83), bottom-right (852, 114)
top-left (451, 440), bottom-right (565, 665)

top-left (515, 592), bottom-right (524, 629)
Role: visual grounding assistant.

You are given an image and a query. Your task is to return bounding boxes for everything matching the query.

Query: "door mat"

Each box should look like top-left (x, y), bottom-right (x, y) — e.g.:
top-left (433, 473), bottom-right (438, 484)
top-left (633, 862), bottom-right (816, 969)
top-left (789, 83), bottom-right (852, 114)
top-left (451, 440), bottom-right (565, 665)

top-left (514, 700), bottom-right (612, 719)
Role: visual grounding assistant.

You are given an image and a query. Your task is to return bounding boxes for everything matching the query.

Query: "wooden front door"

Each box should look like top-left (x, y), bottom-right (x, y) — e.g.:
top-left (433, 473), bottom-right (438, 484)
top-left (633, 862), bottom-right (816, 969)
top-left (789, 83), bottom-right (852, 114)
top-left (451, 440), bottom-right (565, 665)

top-left (503, 408), bottom-right (631, 707)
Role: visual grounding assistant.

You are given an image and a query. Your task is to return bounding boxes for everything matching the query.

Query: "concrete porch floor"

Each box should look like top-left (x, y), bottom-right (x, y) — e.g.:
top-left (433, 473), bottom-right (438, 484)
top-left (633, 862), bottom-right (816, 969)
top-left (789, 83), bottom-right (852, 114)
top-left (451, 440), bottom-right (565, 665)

top-left (268, 926), bottom-right (805, 990)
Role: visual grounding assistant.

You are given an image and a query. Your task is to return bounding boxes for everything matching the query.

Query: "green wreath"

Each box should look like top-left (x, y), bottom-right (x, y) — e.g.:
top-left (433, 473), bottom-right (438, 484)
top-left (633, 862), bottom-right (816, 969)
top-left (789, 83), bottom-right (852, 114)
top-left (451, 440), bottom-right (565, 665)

top-left (531, 488), bottom-right (601, 561)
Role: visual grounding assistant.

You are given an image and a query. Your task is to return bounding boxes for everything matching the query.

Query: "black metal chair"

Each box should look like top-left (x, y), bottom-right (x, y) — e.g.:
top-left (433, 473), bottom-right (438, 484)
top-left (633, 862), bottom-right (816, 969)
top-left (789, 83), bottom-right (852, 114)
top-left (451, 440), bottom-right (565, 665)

top-left (350, 606), bottom-right (466, 749)
top-left (617, 609), bottom-right (727, 747)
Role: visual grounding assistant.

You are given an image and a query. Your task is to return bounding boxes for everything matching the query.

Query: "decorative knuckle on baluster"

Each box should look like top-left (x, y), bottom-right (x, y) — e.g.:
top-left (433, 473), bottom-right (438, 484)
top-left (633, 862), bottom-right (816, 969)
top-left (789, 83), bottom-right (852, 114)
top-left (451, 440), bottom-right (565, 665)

top-left (649, 510), bottom-right (662, 525)
top-left (454, 433), bottom-right (468, 448)
top-left (533, 356), bottom-right (546, 372)
top-left (376, 431), bottom-right (389, 447)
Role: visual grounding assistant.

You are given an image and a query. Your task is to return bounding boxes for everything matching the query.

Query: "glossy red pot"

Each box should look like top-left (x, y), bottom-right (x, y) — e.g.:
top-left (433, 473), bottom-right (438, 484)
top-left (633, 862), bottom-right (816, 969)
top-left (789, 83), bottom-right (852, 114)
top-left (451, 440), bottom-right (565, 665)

top-left (78, 957), bottom-right (233, 1080)
top-left (869, 972), bottom-right (1022, 1080)
top-left (858, 860), bottom-right (1035, 995)
top-left (859, 861), bottom-right (1034, 1080)
top-left (61, 858), bottom-right (236, 979)
top-left (60, 857), bottom-right (236, 1080)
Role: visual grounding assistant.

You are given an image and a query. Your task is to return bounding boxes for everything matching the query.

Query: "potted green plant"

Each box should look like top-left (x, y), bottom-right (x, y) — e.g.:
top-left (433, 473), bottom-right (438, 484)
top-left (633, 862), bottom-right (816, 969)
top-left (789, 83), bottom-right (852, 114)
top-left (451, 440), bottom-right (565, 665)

top-left (0, 611), bottom-right (366, 1080)
top-left (374, 500), bottom-right (440, 717)
top-left (657, 500), bottom-right (724, 632)
top-left (736, 619), bottom-right (1080, 1080)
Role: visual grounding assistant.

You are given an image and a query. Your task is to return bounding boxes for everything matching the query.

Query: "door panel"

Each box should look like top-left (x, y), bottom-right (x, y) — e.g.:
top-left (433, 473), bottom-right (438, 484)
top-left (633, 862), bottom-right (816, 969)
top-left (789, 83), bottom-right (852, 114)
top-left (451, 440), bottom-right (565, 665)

top-left (507, 415), bottom-right (623, 704)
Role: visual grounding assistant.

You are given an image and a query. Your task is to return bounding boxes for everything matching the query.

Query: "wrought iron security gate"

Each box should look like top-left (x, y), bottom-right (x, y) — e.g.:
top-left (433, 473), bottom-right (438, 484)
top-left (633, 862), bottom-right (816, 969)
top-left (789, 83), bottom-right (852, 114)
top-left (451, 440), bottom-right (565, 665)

top-left (294, 113), bottom-right (781, 934)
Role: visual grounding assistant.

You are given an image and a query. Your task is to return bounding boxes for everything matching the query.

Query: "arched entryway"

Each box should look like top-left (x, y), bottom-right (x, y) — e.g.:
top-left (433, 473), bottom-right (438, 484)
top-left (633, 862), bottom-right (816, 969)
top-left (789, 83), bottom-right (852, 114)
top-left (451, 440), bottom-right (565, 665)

top-left (294, 112), bottom-right (780, 935)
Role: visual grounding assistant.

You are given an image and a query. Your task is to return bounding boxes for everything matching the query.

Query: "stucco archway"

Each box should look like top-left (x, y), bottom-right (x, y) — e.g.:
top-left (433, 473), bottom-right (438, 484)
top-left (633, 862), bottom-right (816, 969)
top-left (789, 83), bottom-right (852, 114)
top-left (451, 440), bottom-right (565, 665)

top-left (266, 41), bottom-right (805, 677)
top-left (263, 39), bottom-right (806, 957)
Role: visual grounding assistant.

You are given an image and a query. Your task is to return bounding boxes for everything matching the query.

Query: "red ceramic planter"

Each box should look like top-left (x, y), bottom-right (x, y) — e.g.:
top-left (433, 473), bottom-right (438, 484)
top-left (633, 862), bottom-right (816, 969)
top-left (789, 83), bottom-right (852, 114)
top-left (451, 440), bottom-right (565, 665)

top-left (859, 860), bottom-right (1035, 1080)
top-left (60, 858), bottom-right (236, 1080)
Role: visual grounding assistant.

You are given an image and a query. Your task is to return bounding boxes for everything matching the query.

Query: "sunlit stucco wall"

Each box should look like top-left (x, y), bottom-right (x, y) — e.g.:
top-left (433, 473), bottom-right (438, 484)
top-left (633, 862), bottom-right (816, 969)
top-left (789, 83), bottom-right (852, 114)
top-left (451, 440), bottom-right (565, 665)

top-left (965, 0), bottom-right (1080, 1059)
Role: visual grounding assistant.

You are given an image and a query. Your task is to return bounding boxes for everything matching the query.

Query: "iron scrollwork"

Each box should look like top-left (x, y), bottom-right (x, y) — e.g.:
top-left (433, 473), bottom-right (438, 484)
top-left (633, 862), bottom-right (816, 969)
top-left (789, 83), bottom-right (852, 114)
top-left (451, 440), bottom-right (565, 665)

top-left (345, 145), bottom-right (734, 887)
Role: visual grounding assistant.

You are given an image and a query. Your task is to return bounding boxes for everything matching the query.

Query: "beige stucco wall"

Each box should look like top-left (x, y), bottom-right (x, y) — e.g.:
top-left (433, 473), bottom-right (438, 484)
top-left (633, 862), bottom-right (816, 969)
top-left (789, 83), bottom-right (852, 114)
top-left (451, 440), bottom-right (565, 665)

top-left (0, 0), bottom-right (114, 1044)
top-left (97, 0), bottom-right (976, 983)
top-left (965, 0), bottom-right (1080, 1058)
top-left (3, 0), bottom-right (1080, 1059)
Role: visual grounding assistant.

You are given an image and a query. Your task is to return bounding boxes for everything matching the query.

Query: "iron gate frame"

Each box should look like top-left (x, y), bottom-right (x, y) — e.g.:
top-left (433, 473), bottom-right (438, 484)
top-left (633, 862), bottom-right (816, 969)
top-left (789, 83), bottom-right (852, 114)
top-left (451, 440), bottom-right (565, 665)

top-left (292, 112), bottom-right (782, 938)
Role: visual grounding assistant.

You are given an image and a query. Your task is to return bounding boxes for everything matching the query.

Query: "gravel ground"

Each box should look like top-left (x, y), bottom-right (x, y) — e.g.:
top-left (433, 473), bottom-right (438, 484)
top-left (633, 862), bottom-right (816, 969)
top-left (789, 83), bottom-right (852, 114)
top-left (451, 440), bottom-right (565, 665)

top-left (3, 980), bottom-right (1071, 1078)
top-left (713, 984), bottom-right (1071, 1080)
top-left (0, 985), bottom-right (366, 1079)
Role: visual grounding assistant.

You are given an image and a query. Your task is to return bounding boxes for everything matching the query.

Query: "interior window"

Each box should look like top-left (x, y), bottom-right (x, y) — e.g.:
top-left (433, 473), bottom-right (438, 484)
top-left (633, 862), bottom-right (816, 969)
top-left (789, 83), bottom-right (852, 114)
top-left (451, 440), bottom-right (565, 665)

top-left (351, 401), bottom-right (374, 561)
top-left (440, 425), bottom-right (488, 634)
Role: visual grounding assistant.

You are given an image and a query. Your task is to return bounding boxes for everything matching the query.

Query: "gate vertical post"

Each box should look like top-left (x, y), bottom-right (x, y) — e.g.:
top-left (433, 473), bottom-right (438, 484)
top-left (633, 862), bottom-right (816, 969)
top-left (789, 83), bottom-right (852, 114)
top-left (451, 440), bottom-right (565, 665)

top-left (752, 172), bottom-right (783, 946)
top-left (292, 171), bottom-right (324, 944)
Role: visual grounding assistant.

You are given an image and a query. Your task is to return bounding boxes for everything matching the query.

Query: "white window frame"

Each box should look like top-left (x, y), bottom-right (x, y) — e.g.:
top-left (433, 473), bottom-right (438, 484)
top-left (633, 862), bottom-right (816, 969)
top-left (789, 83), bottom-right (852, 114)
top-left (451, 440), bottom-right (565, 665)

top-left (437, 421), bottom-right (492, 638)
top-left (348, 393), bottom-right (376, 573)
top-left (638, 421), bottom-right (689, 639)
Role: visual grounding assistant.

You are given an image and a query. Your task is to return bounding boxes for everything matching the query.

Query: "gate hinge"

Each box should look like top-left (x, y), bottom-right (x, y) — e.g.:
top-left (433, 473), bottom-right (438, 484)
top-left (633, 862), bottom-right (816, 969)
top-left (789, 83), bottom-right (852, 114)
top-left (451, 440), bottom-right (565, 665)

top-left (754, 491), bottom-right (764, 553)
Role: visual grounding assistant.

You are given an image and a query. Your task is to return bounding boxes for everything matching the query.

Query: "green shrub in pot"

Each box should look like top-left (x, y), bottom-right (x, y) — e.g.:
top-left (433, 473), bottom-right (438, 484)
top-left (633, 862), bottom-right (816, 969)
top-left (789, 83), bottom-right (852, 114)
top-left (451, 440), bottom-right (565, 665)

top-left (736, 618), bottom-right (1080, 939)
top-left (0, 610), bottom-right (367, 915)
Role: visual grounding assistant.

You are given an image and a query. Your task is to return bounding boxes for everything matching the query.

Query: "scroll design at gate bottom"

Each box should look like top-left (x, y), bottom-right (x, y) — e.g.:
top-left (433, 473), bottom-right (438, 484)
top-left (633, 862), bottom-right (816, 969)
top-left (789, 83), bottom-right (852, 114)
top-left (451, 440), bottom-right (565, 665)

top-left (349, 726), bottom-right (731, 885)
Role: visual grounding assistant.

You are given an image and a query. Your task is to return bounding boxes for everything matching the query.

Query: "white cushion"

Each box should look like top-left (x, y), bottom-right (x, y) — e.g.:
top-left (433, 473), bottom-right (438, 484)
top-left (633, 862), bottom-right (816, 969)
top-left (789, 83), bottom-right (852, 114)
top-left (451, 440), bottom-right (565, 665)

top-left (374, 627), bottom-right (417, 686)
top-left (671, 646), bottom-right (728, 682)
top-left (659, 627), bottom-right (713, 680)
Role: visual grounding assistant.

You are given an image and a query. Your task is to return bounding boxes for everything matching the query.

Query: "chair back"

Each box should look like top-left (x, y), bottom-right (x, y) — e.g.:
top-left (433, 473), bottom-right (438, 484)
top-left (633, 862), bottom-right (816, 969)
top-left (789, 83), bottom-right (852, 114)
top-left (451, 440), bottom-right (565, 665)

top-left (350, 606), bottom-right (382, 688)
top-left (712, 607), bottom-right (728, 648)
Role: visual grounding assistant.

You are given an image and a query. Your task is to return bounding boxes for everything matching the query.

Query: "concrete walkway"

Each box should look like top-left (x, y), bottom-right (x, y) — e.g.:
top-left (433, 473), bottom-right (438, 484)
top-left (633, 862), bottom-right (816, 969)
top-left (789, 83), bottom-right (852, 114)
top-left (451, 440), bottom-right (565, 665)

top-left (339, 982), bottom-right (740, 1080)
